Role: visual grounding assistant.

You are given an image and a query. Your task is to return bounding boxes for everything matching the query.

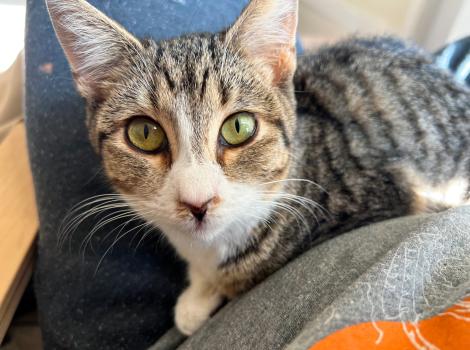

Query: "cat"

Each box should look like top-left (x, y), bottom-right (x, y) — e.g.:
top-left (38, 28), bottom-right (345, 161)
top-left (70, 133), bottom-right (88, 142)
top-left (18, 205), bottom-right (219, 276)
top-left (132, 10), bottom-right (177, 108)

top-left (46, 0), bottom-right (470, 336)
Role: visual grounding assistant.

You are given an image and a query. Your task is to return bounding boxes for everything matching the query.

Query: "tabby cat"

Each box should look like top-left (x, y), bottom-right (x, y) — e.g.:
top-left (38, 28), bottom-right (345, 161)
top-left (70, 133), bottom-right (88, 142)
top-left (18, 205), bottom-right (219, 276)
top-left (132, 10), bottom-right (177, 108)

top-left (46, 0), bottom-right (470, 335)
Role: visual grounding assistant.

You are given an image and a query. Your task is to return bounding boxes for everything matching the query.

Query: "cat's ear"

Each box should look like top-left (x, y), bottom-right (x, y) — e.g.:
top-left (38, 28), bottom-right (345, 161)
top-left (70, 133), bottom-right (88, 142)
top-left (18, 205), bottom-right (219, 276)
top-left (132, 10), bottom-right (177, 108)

top-left (225, 0), bottom-right (298, 86)
top-left (46, 0), bottom-right (142, 100)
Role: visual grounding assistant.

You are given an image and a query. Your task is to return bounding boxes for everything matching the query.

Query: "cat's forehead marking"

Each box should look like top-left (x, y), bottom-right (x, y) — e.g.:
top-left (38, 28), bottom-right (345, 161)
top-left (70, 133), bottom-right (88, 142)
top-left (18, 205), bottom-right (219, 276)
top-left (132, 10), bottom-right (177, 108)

top-left (143, 35), bottom-right (234, 161)
top-left (151, 36), bottom-right (229, 95)
top-left (200, 68), bottom-right (210, 101)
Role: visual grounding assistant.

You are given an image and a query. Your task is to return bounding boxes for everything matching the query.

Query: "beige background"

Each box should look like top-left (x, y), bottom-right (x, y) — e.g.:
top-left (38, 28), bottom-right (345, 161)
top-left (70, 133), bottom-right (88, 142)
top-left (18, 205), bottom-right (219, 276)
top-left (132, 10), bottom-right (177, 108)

top-left (299, 0), bottom-right (470, 50)
top-left (0, 53), bottom-right (23, 142)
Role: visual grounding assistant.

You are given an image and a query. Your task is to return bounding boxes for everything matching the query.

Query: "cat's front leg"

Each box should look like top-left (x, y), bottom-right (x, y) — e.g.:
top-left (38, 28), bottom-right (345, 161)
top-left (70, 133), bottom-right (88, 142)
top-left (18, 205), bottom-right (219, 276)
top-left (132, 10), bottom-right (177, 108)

top-left (174, 267), bottom-right (223, 336)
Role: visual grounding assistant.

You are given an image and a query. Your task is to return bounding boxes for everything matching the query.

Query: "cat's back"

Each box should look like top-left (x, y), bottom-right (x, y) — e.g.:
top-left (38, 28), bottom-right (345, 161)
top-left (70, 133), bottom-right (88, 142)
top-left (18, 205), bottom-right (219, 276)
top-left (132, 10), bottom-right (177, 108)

top-left (295, 37), bottom-right (470, 115)
top-left (295, 36), bottom-right (464, 86)
top-left (293, 36), bottom-right (470, 214)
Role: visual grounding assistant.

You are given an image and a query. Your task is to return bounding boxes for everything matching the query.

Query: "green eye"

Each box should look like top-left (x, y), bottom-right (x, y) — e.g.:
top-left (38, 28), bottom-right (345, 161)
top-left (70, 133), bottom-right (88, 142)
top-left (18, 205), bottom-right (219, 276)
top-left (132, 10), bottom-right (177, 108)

top-left (126, 117), bottom-right (167, 152)
top-left (220, 112), bottom-right (256, 146)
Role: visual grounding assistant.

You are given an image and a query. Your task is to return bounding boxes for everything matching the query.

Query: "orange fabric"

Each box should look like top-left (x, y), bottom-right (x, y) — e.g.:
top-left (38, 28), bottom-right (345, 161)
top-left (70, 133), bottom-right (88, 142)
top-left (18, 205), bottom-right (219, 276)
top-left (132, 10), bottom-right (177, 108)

top-left (310, 298), bottom-right (470, 350)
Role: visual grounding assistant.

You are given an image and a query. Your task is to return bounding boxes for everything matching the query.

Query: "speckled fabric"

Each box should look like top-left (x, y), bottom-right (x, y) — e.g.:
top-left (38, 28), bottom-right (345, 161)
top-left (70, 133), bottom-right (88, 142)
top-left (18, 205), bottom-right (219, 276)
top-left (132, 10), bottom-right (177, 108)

top-left (25, 1), bottom-right (254, 349)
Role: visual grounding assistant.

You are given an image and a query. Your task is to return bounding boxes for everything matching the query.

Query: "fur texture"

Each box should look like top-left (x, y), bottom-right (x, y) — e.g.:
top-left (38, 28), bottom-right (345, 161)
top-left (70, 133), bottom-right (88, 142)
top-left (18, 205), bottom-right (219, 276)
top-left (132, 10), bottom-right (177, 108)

top-left (47, 0), bottom-right (470, 335)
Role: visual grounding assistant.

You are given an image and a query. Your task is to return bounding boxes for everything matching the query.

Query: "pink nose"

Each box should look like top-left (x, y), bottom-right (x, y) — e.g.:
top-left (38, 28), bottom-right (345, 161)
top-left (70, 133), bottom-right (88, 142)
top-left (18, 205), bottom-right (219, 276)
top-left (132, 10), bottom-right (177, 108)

top-left (181, 198), bottom-right (214, 222)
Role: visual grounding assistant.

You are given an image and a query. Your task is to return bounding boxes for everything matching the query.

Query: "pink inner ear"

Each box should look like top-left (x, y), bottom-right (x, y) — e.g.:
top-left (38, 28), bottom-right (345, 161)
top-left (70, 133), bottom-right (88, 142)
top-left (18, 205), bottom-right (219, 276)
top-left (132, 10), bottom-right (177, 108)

top-left (272, 7), bottom-right (297, 84)
top-left (273, 47), bottom-right (297, 85)
top-left (226, 0), bottom-right (298, 86)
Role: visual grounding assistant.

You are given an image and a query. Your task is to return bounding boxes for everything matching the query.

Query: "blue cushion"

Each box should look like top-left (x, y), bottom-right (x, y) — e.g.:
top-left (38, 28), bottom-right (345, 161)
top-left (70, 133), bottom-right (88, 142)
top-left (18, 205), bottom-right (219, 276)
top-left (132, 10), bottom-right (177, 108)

top-left (434, 36), bottom-right (470, 86)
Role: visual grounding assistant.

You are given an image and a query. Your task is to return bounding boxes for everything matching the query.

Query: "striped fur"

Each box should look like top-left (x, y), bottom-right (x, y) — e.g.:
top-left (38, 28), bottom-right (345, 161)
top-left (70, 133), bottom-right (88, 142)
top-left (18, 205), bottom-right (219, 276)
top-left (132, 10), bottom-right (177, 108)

top-left (48, 0), bottom-right (470, 335)
top-left (219, 38), bottom-right (470, 298)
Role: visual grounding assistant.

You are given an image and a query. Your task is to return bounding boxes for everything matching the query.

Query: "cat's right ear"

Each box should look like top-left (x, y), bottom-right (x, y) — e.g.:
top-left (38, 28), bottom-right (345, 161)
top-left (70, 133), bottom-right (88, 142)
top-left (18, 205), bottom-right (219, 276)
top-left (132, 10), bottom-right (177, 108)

top-left (46, 0), bottom-right (142, 101)
top-left (225, 0), bottom-right (298, 87)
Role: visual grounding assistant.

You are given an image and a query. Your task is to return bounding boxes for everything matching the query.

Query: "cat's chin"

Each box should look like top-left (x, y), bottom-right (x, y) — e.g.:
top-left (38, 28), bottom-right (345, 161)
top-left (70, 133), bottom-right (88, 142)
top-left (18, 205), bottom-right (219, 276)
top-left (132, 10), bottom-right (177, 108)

top-left (157, 218), bottom-right (224, 244)
top-left (186, 222), bottom-right (229, 244)
top-left (188, 221), bottom-right (212, 238)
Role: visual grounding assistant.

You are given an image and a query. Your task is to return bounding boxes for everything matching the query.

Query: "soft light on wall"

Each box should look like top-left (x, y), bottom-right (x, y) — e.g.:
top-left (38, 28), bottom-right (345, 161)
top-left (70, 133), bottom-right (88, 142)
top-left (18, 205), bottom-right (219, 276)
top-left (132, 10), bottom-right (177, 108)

top-left (0, 0), bottom-right (26, 73)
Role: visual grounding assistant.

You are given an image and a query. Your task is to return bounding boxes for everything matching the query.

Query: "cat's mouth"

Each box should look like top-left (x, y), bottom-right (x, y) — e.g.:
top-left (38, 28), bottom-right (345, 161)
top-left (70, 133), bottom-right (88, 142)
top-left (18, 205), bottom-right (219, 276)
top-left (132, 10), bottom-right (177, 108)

top-left (192, 217), bottom-right (207, 231)
top-left (168, 209), bottom-right (213, 237)
top-left (189, 211), bottom-right (219, 236)
top-left (175, 198), bottom-right (221, 233)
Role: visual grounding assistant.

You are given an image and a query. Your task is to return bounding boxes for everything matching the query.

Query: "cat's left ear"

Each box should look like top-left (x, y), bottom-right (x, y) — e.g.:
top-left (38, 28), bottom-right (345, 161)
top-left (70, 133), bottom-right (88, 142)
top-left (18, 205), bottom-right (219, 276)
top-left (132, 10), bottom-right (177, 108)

top-left (46, 0), bottom-right (142, 101)
top-left (225, 0), bottom-right (298, 86)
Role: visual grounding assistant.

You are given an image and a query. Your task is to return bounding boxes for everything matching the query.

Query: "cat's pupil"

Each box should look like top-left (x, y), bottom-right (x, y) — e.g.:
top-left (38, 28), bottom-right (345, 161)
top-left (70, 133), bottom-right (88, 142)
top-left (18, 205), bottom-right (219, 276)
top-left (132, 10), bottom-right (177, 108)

top-left (143, 124), bottom-right (149, 139)
top-left (235, 119), bottom-right (240, 133)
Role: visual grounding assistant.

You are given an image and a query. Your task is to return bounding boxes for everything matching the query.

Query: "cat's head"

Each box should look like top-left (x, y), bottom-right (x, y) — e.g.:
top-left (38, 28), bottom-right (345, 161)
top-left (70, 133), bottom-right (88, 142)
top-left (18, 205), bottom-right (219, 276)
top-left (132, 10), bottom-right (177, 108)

top-left (47, 0), bottom-right (298, 248)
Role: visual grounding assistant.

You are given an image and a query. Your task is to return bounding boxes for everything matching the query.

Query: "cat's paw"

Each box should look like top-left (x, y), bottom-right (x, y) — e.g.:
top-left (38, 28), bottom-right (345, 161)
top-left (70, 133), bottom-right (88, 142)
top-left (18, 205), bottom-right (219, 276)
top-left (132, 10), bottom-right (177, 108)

top-left (174, 287), bottom-right (222, 336)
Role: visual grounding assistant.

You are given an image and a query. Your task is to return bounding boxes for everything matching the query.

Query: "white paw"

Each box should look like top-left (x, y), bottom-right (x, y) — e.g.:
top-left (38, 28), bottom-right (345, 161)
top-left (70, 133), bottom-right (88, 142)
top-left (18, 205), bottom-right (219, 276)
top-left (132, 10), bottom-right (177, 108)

top-left (174, 287), bottom-right (222, 336)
